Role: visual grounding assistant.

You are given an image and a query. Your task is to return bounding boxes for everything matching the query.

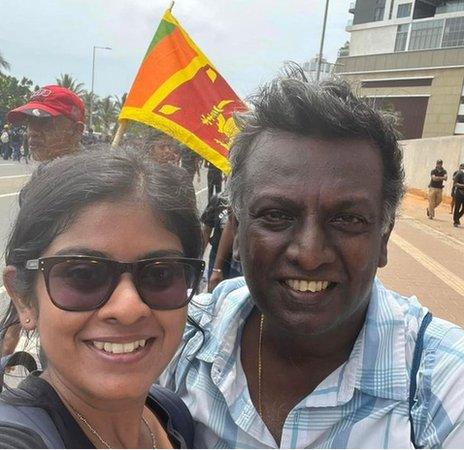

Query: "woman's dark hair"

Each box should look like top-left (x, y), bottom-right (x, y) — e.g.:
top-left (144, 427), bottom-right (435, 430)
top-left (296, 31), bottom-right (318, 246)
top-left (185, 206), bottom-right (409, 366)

top-left (229, 64), bottom-right (405, 233)
top-left (1, 148), bottom-right (202, 341)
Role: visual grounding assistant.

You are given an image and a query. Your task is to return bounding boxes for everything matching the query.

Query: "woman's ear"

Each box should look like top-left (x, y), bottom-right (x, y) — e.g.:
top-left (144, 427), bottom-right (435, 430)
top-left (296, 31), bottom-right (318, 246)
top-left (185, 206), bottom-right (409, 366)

top-left (3, 266), bottom-right (37, 330)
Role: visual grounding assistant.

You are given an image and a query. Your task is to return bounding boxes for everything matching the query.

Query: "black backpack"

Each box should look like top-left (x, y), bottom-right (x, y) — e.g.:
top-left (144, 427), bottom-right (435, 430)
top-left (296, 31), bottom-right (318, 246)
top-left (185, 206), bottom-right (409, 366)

top-left (0, 353), bottom-right (194, 448)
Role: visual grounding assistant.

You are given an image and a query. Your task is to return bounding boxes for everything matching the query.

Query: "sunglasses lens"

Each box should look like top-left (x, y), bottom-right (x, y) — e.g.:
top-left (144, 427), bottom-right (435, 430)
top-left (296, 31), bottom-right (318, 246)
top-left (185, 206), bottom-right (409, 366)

top-left (48, 259), bottom-right (112, 310)
top-left (138, 262), bottom-right (197, 309)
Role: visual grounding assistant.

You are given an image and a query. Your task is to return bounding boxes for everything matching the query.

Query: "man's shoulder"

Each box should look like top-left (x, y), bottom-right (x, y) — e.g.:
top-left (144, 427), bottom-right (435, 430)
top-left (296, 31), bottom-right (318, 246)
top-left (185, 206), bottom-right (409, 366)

top-left (188, 277), bottom-right (250, 327)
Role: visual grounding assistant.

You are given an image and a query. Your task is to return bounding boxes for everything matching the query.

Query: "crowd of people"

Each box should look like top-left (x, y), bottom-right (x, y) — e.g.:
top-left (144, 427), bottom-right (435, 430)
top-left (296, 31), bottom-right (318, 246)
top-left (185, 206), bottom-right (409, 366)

top-left (0, 68), bottom-right (462, 449)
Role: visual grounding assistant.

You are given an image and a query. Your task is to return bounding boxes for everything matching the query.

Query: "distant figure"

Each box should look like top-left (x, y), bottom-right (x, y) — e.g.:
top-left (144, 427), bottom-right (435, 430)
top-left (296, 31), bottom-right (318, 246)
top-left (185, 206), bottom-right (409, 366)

top-left (1, 125), bottom-right (11, 160)
top-left (180, 146), bottom-right (200, 183)
top-left (7, 85), bottom-right (85, 161)
top-left (10, 128), bottom-right (22, 162)
top-left (206, 161), bottom-right (222, 201)
top-left (427, 159), bottom-right (447, 219)
top-left (453, 163), bottom-right (464, 227)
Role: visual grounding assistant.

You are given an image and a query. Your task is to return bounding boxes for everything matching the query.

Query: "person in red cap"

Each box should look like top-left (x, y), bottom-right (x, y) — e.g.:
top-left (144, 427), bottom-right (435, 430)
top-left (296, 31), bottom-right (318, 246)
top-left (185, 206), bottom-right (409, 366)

top-left (7, 85), bottom-right (85, 161)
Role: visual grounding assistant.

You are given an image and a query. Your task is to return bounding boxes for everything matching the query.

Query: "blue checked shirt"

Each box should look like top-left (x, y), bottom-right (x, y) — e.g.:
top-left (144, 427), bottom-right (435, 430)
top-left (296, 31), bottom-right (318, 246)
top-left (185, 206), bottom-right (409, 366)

top-left (160, 277), bottom-right (464, 448)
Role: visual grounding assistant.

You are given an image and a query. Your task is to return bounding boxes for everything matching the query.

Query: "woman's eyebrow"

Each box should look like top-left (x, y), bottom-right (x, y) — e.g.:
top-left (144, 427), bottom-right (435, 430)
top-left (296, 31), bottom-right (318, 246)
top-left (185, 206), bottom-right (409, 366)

top-left (53, 248), bottom-right (185, 259)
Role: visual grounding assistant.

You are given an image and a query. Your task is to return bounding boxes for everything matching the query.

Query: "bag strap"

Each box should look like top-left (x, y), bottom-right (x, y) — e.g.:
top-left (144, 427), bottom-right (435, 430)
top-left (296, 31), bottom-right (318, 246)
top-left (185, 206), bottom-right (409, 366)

top-left (149, 384), bottom-right (194, 448)
top-left (409, 311), bottom-right (433, 448)
top-left (0, 402), bottom-right (65, 448)
top-left (0, 352), bottom-right (37, 394)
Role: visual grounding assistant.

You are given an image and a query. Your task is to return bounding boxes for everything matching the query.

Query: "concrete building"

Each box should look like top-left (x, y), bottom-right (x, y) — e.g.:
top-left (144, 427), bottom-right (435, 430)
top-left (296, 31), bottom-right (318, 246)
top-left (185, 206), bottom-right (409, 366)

top-left (302, 55), bottom-right (334, 81)
top-left (336, 0), bottom-right (464, 139)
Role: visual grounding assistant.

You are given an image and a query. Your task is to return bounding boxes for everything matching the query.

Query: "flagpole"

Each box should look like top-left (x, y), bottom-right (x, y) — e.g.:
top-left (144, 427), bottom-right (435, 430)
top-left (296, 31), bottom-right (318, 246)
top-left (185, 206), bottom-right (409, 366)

top-left (111, 119), bottom-right (127, 148)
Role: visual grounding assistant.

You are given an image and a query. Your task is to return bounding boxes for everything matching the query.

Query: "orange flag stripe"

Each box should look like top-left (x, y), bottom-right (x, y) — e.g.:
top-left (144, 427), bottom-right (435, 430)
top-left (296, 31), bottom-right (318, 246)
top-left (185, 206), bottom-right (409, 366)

top-left (125, 27), bottom-right (198, 108)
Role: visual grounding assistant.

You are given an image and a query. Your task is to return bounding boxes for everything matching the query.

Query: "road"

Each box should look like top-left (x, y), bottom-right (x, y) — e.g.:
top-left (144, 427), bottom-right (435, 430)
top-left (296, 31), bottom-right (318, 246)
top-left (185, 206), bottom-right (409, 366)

top-left (0, 160), bottom-right (462, 329)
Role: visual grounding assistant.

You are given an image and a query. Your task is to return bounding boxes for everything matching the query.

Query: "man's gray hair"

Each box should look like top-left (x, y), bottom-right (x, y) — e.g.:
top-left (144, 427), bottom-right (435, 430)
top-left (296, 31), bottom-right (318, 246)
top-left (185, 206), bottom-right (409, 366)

top-left (228, 65), bottom-right (405, 233)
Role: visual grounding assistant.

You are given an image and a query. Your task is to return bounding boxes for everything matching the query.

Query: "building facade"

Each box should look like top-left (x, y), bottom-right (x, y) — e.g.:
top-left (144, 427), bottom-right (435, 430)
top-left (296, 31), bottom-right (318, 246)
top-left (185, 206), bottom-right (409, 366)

top-left (336, 0), bottom-right (464, 139)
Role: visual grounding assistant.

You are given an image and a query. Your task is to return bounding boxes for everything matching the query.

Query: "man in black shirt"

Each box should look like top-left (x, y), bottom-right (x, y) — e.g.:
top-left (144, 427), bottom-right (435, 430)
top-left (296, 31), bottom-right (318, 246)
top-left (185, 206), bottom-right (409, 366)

top-left (427, 159), bottom-right (447, 219)
top-left (453, 163), bottom-right (464, 227)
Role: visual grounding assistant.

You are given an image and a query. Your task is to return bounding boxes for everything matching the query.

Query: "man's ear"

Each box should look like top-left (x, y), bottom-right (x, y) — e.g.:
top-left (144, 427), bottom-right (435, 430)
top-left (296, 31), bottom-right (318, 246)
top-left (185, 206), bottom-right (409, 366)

top-left (3, 266), bottom-right (37, 330)
top-left (378, 219), bottom-right (395, 268)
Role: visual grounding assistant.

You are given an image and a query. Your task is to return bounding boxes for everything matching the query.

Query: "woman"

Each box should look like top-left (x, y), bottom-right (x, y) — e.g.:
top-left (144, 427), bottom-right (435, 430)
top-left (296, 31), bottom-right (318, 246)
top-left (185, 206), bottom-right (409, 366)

top-left (0, 149), bottom-right (204, 448)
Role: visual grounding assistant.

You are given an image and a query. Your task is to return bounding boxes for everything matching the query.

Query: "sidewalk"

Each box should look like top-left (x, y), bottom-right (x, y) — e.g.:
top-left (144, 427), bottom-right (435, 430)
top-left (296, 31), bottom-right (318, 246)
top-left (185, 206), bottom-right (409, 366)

top-left (399, 192), bottom-right (464, 245)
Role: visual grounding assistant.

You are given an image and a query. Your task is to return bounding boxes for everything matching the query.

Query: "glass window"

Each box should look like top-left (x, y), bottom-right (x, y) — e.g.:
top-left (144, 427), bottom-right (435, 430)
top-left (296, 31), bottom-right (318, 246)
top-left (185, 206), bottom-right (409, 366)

top-left (395, 24), bottom-right (409, 51)
top-left (397, 3), bottom-right (412, 18)
top-left (442, 17), bottom-right (464, 48)
top-left (409, 19), bottom-right (444, 51)
top-left (436, 0), bottom-right (464, 14)
top-left (374, 7), bottom-right (385, 21)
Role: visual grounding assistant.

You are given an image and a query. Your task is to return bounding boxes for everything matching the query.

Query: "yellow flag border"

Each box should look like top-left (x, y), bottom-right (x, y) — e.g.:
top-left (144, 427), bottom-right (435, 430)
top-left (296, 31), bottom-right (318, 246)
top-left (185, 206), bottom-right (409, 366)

top-left (120, 106), bottom-right (230, 174)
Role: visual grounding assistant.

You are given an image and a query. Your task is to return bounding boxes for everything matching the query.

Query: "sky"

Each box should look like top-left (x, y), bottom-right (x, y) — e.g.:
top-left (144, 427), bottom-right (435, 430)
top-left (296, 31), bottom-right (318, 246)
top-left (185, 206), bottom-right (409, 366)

top-left (1, 0), bottom-right (351, 99)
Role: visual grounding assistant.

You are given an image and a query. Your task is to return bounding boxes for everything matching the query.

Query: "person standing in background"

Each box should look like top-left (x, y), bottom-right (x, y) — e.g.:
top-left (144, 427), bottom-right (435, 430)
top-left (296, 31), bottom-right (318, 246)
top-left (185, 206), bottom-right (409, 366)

top-left (427, 159), bottom-right (447, 219)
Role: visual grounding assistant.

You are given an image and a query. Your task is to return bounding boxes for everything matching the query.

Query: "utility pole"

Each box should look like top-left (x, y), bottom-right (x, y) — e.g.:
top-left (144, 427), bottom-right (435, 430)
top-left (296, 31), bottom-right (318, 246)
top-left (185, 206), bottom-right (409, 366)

top-left (316, 0), bottom-right (330, 82)
top-left (90, 45), bottom-right (112, 130)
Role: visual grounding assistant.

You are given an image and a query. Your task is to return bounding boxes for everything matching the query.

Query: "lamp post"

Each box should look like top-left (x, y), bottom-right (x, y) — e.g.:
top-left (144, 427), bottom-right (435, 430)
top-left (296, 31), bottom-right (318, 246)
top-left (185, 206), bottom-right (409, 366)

top-left (316, 0), bottom-right (330, 82)
top-left (90, 45), bottom-right (112, 130)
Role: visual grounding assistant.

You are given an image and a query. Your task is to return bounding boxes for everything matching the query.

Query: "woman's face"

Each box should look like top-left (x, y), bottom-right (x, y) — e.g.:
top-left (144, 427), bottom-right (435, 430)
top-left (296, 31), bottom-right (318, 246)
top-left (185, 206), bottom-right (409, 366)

top-left (27, 199), bottom-right (187, 404)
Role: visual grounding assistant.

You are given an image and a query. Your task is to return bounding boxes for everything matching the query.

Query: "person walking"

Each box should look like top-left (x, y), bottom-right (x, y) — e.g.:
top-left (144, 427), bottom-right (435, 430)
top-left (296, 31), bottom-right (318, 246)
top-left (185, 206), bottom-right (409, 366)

top-left (206, 161), bottom-right (223, 201)
top-left (453, 163), bottom-right (464, 227)
top-left (427, 159), bottom-right (447, 219)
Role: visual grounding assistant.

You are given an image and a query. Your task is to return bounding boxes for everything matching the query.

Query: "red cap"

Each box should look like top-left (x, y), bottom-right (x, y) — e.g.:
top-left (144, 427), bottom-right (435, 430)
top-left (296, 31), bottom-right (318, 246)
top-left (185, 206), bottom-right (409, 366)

top-left (7, 85), bottom-right (85, 123)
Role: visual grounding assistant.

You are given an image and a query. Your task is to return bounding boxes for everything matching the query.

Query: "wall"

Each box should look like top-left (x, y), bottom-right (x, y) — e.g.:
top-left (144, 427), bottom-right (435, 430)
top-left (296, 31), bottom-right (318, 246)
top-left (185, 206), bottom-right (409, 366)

top-left (401, 135), bottom-right (464, 196)
top-left (350, 25), bottom-right (398, 55)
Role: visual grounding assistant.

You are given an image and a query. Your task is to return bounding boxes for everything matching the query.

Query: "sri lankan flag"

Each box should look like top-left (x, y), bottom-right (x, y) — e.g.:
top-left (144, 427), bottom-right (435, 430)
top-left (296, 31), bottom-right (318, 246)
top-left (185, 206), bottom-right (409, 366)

top-left (119, 9), bottom-right (245, 173)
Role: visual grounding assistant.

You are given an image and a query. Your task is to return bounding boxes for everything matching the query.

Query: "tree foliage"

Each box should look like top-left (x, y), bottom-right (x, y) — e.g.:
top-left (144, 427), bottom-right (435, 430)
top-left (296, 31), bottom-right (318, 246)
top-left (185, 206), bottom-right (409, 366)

top-left (56, 73), bottom-right (85, 95)
top-left (0, 75), bottom-right (35, 115)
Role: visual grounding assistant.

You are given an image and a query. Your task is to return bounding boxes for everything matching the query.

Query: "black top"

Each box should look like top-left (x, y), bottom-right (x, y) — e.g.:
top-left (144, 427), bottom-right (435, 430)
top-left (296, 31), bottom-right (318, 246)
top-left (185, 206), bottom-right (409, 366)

top-left (455, 171), bottom-right (464, 197)
top-left (200, 194), bottom-right (229, 250)
top-left (0, 374), bottom-right (183, 448)
top-left (429, 168), bottom-right (447, 188)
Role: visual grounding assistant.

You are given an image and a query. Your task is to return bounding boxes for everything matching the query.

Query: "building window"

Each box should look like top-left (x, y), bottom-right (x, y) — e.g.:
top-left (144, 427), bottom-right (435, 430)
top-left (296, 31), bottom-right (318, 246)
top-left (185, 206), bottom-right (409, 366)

top-left (409, 19), bottom-right (444, 51)
top-left (436, 0), bottom-right (464, 14)
top-left (442, 17), bottom-right (464, 48)
top-left (457, 115), bottom-right (464, 123)
top-left (397, 3), bottom-right (412, 18)
top-left (395, 24), bottom-right (410, 51)
top-left (374, 7), bottom-right (385, 21)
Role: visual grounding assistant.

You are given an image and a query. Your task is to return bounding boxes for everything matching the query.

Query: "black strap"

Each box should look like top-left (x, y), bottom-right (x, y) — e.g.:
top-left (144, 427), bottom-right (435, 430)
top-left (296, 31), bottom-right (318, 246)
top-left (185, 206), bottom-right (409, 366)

top-left (409, 311), bottom-right (433, 448)
top-left (149, 384), bottom-right (194, 448)
top-left (0, 352), bottom-right (37, 393)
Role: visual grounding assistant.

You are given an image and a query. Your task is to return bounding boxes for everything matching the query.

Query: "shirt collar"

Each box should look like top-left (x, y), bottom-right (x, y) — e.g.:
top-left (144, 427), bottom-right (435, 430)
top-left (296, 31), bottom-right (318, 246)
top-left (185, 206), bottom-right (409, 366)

top-left (192, 277), bottom-right (409, 403)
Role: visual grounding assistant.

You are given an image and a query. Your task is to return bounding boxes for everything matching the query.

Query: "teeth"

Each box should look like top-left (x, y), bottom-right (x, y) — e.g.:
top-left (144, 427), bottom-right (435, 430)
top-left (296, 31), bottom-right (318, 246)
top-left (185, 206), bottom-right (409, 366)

top-left (93, 339), bottom-right (147, 354)
top-left (285, 279), bottom-right (330, 293)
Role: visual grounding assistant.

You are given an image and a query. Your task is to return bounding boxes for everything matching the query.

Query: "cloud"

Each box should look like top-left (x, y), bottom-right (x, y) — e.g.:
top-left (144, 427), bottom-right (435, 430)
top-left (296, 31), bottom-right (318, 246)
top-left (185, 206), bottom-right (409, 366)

top-left (2, 0), bottom-right (351, 98)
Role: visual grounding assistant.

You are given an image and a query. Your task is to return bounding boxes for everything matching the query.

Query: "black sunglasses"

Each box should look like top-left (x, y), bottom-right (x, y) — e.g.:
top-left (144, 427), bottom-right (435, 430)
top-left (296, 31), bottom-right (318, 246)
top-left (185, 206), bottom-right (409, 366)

top-left (25, 255), bottom-right (205, 312)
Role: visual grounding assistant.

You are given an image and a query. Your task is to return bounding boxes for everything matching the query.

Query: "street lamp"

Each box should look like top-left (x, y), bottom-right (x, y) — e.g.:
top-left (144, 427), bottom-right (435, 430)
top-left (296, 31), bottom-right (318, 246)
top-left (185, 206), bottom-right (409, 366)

top-left (90, 45), bottom-right (112, 130)
top-left (316, 0), bottom-right (330, 82)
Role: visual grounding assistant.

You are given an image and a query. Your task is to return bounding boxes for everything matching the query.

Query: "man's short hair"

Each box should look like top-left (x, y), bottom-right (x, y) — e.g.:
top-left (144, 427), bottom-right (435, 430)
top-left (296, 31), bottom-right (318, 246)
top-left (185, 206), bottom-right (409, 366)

top-left (437, 159), bottom-right (443, 164)
top-left (228, 65), bottom-right (405, 232)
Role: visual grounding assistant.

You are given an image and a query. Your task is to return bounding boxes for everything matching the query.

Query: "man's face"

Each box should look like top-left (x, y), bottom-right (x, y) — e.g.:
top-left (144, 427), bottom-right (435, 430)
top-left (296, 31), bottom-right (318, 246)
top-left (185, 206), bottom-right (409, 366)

top-left (26, 115), bottom-right (82, 161)
top-left (436, 161), bottom-right (443, 170)
top-left (237, 132), bottom-right (391, 337)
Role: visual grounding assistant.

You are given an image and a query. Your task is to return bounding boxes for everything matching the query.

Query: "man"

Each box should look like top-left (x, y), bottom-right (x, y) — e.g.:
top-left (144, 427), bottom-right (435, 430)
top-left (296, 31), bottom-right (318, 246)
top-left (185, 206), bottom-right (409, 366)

top-left (453, 163), bottom-right (464, 227)
top-left (160, 71), bottom-right (464, 448)
top-left (427, 159), bottom-right (447, 219)
top-left (7, 85), bottom-right (85, 161)
top-left (206, 161), bottom-right (223, 201)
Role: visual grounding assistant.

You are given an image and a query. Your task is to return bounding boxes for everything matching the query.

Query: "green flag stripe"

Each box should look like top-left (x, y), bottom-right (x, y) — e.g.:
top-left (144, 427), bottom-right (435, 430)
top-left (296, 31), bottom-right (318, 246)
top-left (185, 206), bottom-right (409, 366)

top-left (143, 19), bottom-right (176, 61)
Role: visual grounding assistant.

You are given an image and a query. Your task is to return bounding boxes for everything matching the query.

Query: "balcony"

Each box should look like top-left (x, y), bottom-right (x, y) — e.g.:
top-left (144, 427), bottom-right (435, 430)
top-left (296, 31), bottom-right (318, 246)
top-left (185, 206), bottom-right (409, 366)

top-left (349, 1), bottom-right (356, 14)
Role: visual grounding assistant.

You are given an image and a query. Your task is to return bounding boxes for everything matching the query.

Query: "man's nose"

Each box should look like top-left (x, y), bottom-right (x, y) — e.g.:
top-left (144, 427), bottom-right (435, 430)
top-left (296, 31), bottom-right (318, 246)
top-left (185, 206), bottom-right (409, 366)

top-left (286, 219), bottom-right (336, 271)
top-left (97, 274), bottom-right (151, 325)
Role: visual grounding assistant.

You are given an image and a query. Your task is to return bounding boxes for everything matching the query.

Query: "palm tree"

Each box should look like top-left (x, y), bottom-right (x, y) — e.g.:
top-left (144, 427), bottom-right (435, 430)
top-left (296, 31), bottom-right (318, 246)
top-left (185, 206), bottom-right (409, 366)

top-left (80, 90), bottom-right (99, 129)
top-left (114, 93), bottom-right (127, 114)
top-left (56, 73), bottom-right (85, 95)
top-left (96, 96), bottom-right (117, 134)
top-left (0, 51), bottom-right (10, 76)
